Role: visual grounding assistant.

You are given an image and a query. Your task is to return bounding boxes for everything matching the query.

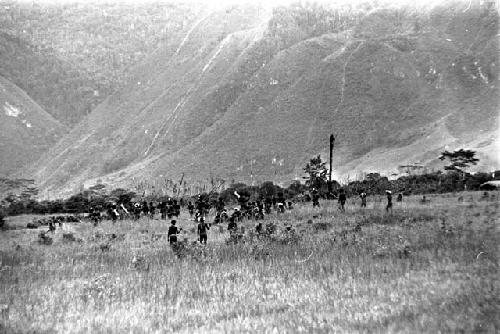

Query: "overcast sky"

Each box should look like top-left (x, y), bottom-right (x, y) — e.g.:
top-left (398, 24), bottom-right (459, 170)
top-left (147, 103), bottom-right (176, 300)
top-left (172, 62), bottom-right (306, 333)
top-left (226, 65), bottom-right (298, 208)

top-left (12, 0), bottom-right (458, 10)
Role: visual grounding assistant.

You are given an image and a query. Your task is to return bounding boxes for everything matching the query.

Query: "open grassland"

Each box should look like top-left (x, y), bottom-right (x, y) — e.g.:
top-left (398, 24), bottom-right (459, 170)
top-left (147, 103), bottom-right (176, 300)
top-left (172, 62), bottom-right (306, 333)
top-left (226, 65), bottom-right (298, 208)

top-left (0, 192), bottom-right (499, 333)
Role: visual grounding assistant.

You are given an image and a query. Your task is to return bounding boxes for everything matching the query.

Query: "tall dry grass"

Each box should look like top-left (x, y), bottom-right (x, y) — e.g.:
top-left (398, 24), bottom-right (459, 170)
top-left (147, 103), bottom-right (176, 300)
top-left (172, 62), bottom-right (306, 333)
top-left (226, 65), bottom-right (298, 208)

top-left (0, 192), bottom-right (498, 333)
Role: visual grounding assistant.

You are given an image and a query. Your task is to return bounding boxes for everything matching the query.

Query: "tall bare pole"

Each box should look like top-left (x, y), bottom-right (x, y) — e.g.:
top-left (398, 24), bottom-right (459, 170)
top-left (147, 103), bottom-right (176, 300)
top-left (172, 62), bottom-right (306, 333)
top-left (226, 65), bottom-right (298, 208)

top-left (329, 134), bottom-right (335, 194)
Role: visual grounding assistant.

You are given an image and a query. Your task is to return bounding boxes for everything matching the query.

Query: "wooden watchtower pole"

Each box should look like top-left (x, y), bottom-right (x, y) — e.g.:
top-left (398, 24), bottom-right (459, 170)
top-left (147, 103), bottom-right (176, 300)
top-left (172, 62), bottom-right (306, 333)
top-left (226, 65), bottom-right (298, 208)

top-left (328, 134), bottom-right (335, 196)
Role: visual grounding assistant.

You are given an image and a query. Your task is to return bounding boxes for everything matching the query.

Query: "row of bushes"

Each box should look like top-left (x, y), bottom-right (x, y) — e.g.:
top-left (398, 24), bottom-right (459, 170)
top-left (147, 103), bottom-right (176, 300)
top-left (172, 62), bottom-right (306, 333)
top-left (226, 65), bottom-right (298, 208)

top-left (1, 170), bottom-right (498, 217)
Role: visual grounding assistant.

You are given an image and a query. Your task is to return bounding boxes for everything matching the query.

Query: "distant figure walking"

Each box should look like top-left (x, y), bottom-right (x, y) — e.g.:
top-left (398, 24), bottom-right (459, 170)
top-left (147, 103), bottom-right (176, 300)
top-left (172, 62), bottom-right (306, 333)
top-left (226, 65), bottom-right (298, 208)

top-left (227, 216), bottom-right (238, 235)
top-left (338, 189), bottom-right (346, 212)
top-left (198, 217), bottom-right (210, 244)
top-left (420, 195), bottom-right (429, 204)
top-left (133, 203), bottom-right (141, 220)
top-left (397, 193), bottom-right (403, 202)
top-left (142, 201), bottom-right (149, 217)
top-left (89, 206), bottom-right (101, 226)
top-left (168, 220), bottom-right (181, 244)
top-left (187, 201), bottom-right (195, 217)
top-left (311, 188), bottom-right (320, 208)
top-left (277, 202), bottom-right (285, 213)
top-left (149, 202), bottom-right (155, 219)
top-left (160, 201), bottom-right (167, 220)
top-left (385, 190), bottom-right (393, 213)
top-left (108, 203), bottom-right (119, 223)
top-left (360, 192), bottom-right (367, 208)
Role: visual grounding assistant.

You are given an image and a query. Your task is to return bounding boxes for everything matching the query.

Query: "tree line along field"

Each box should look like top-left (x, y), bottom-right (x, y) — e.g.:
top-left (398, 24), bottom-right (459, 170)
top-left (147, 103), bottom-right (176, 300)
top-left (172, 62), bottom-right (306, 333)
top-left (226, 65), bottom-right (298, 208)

top-left (0, 191), bottom-right (498, 333)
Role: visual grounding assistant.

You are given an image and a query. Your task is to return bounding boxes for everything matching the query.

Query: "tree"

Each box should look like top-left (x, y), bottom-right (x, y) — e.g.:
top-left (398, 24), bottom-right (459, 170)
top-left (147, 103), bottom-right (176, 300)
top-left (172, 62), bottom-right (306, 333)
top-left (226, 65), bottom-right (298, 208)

top-left (259, 181), bottom-right (279, 198)
top-left (303, 155), bottom-right (328, 190)
top-left (439, 149), bottom-right (479, 173)
top-left (287, 180), bottom-right (307, 196)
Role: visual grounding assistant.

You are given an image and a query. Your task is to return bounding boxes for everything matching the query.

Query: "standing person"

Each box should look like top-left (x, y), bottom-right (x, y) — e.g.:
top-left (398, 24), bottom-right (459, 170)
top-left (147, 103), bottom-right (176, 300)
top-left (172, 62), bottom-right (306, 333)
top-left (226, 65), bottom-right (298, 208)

top-left (187, 201), bottom-right (195, 218)
top-left (221, 209), bottom-right (229, 222)
top-left (142, 201), bottom-right (149, 217)
top-left (168, 220), bottom-right (181, 244)
top-left (173, 199), bottom-right (181, 217)
top-left (149, 202), bottom-right (155, 219)
top-left (133, 203), bottom-right (141, 220)
top-left (397, 193), bottom-right (403, 202)
top-left (360, 191), bottom-right (367, 208)
top-left (277, 193), bottom-right (286, 212)
top-left (109, 203), bottom-right (119, 223)
top-left (277, 202), bottom-right (285, 214)
top-left (120, 203), bottom-right (129, 220)
top-left (255, 221), bottom-right (263, 235)
top-left (385, 190), bottom-right (393, 213)
top-left (160, 201), bottom-right (167, 220)
top-left (232, 208), bottom-right (242, 222)
top-left (264, 198), bottom-right (272, 214)
top-left (311, 188), bottom-right (320, 208)
top-left (213, 212), bottom-right (222, 224)
top-left (338, 189), bottom-right (346, 212)
top-left (90, 206), bottom-right (101, 226)
top-left (198, 217), bottom-right (210, 244)
top-left (227, 216), bottom-right (238, 235)
top-left (216, 197), bottom-right (225, 214)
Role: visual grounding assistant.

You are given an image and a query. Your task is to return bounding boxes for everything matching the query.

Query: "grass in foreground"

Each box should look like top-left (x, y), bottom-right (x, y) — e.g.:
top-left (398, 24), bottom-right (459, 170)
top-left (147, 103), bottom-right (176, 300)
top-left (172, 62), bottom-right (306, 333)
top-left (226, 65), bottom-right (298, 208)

top-left (0, 192), bottom-right (499, 333)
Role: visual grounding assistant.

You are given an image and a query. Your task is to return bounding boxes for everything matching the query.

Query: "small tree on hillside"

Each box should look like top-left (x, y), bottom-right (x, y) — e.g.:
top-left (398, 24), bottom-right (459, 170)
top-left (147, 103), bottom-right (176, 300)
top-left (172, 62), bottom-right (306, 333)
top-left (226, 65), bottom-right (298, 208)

top-left (439, 149), bottom-right (479, 174)
top-left (303, 155), bottom-right (328, 191)
top-left (439, 149), bottom-right (479, 189)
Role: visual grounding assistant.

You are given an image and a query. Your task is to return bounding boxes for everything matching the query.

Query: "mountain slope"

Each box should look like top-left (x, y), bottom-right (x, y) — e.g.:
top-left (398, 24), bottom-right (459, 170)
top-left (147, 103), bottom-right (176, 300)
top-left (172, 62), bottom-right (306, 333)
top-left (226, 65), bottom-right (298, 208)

top-left (0, 75), bottom-right (64, 177)
top-left (0, 1), bottom-right (203, 126)
top-left (29, 2), bottom-right (499, 196)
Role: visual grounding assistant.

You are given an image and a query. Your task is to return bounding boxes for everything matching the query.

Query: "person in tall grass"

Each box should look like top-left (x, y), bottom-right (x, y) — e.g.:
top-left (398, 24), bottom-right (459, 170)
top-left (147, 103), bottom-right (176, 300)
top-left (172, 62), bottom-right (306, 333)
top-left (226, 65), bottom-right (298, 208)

top-left (277, 202), bottom-right (285, 213)
top-left (338, 189), bottom-right (347, 212)
top-left (228, 216), bottom-right (238, 235)
top-left (385, 190), bottom-right (393, 213)
top-left (198, 217), bottom-right (210, 244)
top-left (187, 201), bottom-right (195, 217)
top-left (168, 220), bottom-right (181, 244)
top-left (160, 201), bottom-right (167, 220)
top-left (133, 202), bottom-right (141, 220)
top-left (108, 203), bottom-right (119, 223)
top-left (149, 202), bottom-right (155, 219)
top-left (311, 188), bottom-right (320, 207)
top-left (142, 201), bottom-right (149, 217)
top-left (360, 191), bottom-right (367, 208)
top-left (264, 197), bottom-right (272, 214)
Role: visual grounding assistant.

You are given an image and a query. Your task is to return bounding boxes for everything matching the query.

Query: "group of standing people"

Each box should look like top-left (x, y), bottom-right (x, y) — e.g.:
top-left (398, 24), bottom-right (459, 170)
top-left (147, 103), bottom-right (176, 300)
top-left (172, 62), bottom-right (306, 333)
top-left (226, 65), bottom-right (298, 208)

top-left (90, 187), bottom-right (404, 247)
top-left (165, 191), bottom-right (297, 246)
top-left (310, 188), bottom-right (401, 213)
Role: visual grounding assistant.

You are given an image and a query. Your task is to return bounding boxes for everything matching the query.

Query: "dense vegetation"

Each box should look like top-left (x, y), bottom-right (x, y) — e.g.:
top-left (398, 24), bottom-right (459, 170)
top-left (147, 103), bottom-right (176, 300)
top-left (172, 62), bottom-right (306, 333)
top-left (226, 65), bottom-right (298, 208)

top-left (0, 1), bottom-right (202, 125)
top-left (1, 168), bottom-right (498, 217)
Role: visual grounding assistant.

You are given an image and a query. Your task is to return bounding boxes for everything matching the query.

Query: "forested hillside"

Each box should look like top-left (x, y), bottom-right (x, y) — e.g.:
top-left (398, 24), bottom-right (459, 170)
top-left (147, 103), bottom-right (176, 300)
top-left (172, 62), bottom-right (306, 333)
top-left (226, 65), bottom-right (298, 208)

top-left (26, 1), bottom-right (498, 197)
top-left (0, 1), bottom-right (203, 125)
top-left (0, 75), bottom-right (64, 176)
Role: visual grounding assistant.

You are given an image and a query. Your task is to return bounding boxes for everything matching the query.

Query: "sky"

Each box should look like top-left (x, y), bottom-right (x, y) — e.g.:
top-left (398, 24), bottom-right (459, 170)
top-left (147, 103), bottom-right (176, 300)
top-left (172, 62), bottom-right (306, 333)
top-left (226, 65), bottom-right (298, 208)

top-left (13, 0), bottom-right (464, 9)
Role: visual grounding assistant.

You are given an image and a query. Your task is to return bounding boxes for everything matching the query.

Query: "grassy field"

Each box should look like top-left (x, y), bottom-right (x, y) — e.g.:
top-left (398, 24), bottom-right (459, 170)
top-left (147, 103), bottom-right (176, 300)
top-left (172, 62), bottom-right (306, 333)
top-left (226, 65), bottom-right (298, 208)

top-left (0, 192), bottom-right (499, 333)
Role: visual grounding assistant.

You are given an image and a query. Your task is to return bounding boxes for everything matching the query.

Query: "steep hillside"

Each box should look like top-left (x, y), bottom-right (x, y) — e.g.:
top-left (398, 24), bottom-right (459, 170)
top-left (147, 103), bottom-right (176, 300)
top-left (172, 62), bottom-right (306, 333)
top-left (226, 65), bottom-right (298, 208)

top-left (0, 1), bottom-right (203, 126)
top-left (0, 32), bottom-right (100, 127)
top-left (0, 75), bottom-right (64, 177)
top-left (28, 2), bottom-right (499, 197)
